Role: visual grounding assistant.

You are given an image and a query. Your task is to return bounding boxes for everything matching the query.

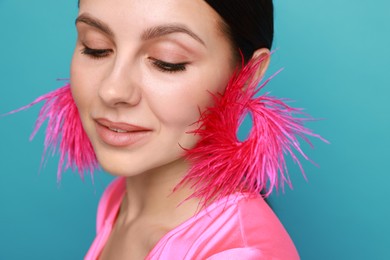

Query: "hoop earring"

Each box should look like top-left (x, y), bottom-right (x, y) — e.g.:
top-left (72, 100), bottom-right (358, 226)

top-left (175, 56), bottom-right (327, 206)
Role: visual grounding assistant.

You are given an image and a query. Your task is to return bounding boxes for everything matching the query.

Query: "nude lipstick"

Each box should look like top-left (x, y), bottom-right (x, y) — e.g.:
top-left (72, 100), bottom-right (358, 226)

top-left (95, 118), bottom-right (151, 147)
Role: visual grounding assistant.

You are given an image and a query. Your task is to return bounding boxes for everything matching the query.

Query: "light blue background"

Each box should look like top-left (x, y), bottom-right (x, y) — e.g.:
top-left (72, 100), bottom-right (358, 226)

top-left (1, 0), bottom-right (389, 259)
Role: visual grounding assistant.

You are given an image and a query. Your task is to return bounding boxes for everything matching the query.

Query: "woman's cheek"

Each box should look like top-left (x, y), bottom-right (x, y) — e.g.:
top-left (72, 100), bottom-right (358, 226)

top-left (70, 56), bottom-right (95, 126)
top-left (145, 80), bottom-right (208, 126)
top-left (70, 62), bottom-right (82, 109)
top-left (71, 53), bottom-right (97, 101)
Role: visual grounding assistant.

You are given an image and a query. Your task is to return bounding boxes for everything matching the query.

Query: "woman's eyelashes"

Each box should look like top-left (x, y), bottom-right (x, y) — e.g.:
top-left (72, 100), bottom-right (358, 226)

top-left (80, 44), bottom-right (188, 73)
top-left (148, 58), bottom-right (188, 73)
top-left (81, 45), bottom-right (113, 59)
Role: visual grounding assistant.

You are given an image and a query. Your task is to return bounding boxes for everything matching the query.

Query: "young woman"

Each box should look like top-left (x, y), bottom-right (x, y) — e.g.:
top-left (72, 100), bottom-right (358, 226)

top-left (9, 0), bottom-right (323, 258)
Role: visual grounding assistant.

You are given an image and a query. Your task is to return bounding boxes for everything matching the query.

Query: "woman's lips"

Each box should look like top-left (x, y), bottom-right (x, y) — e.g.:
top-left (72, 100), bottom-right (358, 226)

top-left (95, 118), bottom-right (151, 147)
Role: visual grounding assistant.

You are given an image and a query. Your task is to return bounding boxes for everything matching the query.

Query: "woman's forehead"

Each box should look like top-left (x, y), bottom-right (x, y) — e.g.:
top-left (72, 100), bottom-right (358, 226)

top-left (76, 0), bottom-right (227, 46)
top-left (78, 0), bottom-right (221, 27)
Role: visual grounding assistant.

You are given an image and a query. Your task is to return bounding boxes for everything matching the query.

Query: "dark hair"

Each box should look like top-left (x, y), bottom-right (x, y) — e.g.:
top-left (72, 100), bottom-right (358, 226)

top-left (77, 0), bottom-right (274, 62)
top-left (205, 0), bottom-right (274, 62)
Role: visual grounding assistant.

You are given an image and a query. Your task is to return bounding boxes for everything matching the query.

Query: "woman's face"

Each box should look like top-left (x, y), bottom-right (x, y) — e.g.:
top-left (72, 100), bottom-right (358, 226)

top-left (71, 0), bottom-right (236, 176)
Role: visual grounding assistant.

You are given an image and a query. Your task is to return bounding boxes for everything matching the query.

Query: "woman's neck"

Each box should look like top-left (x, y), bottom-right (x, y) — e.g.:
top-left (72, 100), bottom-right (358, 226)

top-left (120, 158), bottom-right (200, 226)
top-left (99, 159), bottom-right (201, 260)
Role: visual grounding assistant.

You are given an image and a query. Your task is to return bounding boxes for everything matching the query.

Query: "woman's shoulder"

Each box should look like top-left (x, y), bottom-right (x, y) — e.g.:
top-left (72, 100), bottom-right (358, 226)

top-left (235, 194), bottom-right (290, 238)
top-left (148, 193), bottom-right (299, 259)
top-left (214, 194), bottom-right (298, 247)
top-left (233, 195), bottom-right (299, 258)
top-left (204, 194), bottom-right (300, 259)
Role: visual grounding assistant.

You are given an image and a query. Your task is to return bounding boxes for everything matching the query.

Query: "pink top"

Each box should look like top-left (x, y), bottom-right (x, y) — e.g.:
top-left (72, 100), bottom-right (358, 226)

top-left (85, 178), bottom-right (299, 259)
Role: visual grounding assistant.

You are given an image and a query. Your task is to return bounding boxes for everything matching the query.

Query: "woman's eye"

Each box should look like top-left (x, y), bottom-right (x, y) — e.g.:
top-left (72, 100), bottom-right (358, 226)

top-left (149, 58), bottom-right (187, 73)
top-left (81, 46), bottom-right (112, 59)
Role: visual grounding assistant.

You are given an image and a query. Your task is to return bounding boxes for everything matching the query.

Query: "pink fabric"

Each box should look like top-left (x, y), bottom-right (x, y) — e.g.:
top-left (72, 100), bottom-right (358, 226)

top-left (85, 178), bottom-right (299, 260)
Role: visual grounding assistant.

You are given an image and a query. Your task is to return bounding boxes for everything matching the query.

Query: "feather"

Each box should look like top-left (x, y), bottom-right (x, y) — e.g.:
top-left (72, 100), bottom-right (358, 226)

top-left (175, 57), bottom-right (327, 206)
top-left (3, 84), bottom-right (98, 181)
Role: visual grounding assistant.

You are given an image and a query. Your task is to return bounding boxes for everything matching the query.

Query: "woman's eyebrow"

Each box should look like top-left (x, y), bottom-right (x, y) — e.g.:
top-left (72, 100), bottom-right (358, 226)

top-left (75, 14), bottom-right (114, 37)
top-left (141, 24), bottom-right (205, 46)
top-left (75, 14), bottom-right (205, 46)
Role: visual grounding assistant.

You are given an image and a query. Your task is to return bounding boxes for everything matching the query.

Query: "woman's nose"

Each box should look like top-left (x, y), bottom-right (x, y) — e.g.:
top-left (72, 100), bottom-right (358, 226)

top-left (98, 62), bottom-right (142, 108)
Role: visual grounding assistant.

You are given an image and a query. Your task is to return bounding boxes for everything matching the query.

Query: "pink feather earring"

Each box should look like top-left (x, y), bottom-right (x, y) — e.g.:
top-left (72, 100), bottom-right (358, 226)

top-left (4, 83), bottom-right (98, 181)
top-left (175, 56), bottom-right (327, 206)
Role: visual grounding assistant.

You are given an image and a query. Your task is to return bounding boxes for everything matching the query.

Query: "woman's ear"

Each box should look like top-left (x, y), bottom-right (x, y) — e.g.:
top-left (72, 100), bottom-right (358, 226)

top-left (251, 48), bottom-right (271, 80)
